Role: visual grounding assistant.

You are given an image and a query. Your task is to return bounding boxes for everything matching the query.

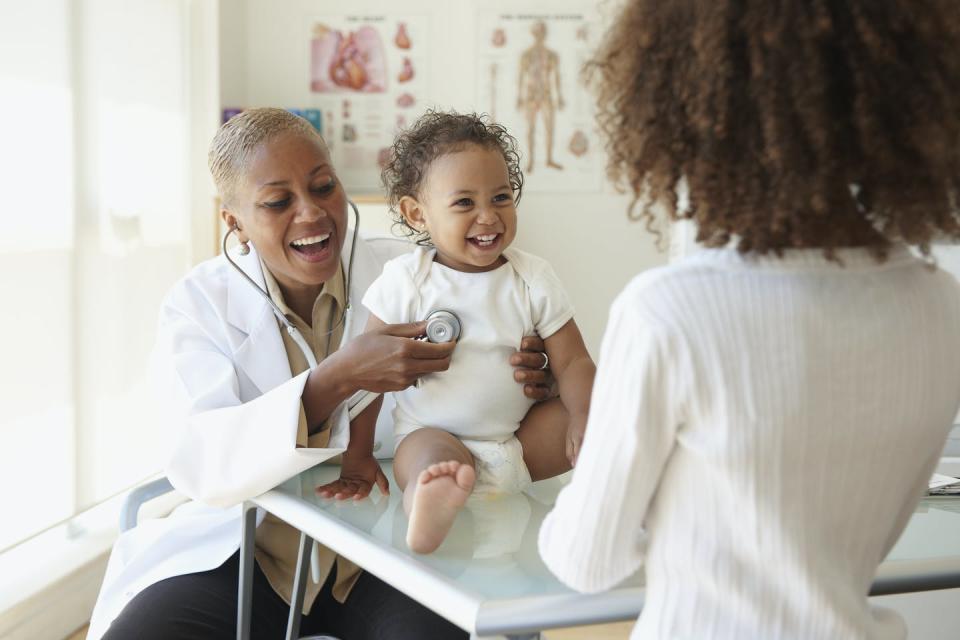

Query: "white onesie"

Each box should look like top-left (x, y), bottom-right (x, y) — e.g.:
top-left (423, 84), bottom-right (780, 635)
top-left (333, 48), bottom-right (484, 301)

top-left (362, 246), bottom-right (574, 492)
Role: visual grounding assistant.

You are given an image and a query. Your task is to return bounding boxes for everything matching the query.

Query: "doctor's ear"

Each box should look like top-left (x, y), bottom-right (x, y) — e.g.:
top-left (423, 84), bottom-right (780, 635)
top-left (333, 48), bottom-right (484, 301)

top-left (398, 196), bottom-right (427, 233)
top-left (220, 210), bottom-right (246, 237)
top-left (221, 209), bottom-right (251, 255)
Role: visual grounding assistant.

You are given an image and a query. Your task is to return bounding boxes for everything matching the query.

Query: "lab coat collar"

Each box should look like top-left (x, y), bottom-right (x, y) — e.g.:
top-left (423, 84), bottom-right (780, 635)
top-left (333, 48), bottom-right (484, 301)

top-left (225, 227), bottom-right (370, 395)
top-left (226, 244), bottom-right (292, 395)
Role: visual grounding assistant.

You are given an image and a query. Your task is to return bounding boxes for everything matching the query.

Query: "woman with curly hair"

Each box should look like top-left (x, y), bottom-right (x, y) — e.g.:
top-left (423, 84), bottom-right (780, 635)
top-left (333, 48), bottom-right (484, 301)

top-left (539, 1), bottom-right (960, 637)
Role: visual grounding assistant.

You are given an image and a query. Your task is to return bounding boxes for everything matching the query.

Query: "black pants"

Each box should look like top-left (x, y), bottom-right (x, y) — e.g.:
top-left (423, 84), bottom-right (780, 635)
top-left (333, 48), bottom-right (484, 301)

top-left (101, 552), bottom-right (467, 640)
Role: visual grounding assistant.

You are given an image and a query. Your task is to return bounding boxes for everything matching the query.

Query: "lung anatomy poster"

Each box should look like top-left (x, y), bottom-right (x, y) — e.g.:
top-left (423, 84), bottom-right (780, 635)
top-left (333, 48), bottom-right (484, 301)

top-left (309, 14), bottom-right (428, 194)
top-left (476, 12), bottom-right (603, 193)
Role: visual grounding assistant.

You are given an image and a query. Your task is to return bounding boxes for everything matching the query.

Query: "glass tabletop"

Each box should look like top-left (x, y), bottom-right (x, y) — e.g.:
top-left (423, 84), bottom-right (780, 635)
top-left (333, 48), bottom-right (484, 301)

top-left (296, 462), bottom-right (643, 601)
top-left (887, 497), bottom-right (960, 561)
top-left (294, 463), bottom-right (960, 602)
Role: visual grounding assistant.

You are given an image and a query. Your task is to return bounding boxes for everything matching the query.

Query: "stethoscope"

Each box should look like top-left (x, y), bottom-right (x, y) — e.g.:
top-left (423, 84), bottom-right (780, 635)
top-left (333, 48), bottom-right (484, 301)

top-left (223, 200), bottom-right (360, 375)
top-left (223, 200), bottom-right (462, 580)
top-left (223, 200), bottom-right (462, 416)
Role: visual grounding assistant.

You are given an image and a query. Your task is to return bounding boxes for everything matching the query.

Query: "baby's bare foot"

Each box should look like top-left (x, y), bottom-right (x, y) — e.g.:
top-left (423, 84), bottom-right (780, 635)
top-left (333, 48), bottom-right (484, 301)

top-left (406, 461), bottom-right (475, 554)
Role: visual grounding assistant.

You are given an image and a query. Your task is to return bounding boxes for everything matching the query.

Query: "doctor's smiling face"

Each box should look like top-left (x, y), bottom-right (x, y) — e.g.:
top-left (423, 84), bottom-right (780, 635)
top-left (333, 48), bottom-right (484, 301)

top-left (221, 130), bottom-right (348, 298)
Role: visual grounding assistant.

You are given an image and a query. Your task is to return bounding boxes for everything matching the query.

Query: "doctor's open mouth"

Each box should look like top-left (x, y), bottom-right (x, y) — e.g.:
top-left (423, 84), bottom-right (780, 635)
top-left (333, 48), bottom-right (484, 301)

top-left (290, 233), bottom-right (332, 261)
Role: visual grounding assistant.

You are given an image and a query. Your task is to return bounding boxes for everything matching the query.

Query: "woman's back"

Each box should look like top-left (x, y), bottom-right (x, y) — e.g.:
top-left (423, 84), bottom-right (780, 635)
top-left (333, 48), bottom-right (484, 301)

top-left (540, 1), bottom-right (960, 637)
top-left (633, 246), bottom-right (960, 638)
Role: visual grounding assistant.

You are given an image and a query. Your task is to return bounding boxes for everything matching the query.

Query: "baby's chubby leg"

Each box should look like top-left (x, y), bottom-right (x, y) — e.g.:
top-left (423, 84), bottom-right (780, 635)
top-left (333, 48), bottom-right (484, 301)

top-left (394, 428), bottom-right (476, 554)
top-left (516, 397), bottom-right (571, 481)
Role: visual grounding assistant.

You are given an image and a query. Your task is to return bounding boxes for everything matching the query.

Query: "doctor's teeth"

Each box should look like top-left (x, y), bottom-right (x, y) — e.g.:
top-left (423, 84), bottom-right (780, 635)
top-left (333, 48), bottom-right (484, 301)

top-left (291, 234), bottom-right (330, 247)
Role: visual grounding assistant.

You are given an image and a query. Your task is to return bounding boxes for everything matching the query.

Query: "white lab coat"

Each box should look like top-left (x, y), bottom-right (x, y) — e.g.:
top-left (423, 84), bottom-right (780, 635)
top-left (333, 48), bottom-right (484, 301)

top-left (88, 229), bottom-right (411, 640)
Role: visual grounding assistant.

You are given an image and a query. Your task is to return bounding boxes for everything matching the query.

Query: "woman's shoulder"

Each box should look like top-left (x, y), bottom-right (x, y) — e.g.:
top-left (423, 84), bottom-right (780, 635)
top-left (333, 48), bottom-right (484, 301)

top-left (161, 252), bottom-right (236, 317)
top-left (613, 260), bottom-right (719, 326)
top-left (620, 260), bottom-right (698, 299)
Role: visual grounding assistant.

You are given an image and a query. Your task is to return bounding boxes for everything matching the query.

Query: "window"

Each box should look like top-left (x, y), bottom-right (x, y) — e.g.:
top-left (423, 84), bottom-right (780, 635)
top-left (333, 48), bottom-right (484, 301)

top-left (0, 0), bottom-right (217, 555)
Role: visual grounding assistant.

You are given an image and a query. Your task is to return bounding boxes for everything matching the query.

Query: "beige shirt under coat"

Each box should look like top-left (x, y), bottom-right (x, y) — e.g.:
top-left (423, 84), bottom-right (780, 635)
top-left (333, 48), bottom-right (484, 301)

top-left (254, 261), bottom-right (362, 613)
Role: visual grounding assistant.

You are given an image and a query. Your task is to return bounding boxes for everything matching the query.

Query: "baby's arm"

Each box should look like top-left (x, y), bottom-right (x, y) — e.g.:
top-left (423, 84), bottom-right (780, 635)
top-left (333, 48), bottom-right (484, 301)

top-left (543, 319), bottom-right (596, 466)
top-left (316, 315), bottom-right (392, 500)
top-left (316, 395), bottom-right (388, 500)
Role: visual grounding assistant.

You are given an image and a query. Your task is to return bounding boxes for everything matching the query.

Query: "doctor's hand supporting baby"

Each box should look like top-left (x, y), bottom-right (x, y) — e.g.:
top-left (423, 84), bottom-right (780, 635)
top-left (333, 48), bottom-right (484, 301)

top-left (317, 111), bottom-right (596, 555)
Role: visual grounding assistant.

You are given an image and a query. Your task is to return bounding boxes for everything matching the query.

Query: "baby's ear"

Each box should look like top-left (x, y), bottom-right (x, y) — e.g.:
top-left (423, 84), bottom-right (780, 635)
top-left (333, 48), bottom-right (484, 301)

top-left (398, 195), bottom-right (426, 232)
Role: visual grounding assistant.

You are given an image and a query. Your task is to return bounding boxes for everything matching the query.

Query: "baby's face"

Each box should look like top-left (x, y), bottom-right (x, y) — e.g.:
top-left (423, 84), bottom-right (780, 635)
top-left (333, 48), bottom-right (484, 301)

top-left (413, 144), bottom-right (518, 273)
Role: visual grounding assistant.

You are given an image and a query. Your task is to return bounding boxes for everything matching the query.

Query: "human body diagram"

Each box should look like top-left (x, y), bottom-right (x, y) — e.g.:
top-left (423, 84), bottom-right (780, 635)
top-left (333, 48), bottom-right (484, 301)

top-left (516, 21), bottom-right (564, 173)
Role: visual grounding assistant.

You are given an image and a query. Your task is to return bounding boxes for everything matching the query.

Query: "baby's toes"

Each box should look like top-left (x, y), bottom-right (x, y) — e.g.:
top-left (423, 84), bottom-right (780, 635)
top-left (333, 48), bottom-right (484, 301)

top-left (432, 461), bottom-right (453, 476)
top-left (440, 461), bottom-right (458, 475)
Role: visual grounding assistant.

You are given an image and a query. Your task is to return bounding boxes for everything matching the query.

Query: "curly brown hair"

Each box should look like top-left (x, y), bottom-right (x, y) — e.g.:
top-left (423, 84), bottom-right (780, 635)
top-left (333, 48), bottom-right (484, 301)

top-left (588, 0), bottom-right (960, 259)
top-left (381, 110), bottom-right (524, 244)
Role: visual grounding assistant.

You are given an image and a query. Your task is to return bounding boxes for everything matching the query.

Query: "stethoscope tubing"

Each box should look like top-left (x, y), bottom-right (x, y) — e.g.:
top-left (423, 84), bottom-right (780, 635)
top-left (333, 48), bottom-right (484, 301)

top-left (222, 199), bottom-right (365, 583)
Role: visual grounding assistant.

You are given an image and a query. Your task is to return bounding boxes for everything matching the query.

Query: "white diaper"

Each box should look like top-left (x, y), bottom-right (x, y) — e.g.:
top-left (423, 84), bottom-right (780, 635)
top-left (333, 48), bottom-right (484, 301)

top-left (394, 429), bottom-right (532, 495)
top-left (460, 437), bottom-right (532, 495)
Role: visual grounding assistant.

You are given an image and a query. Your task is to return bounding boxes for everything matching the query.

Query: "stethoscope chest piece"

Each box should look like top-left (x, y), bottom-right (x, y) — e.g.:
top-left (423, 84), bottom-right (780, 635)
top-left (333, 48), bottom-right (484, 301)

top-left (424, 310), bottom-right (461, 343)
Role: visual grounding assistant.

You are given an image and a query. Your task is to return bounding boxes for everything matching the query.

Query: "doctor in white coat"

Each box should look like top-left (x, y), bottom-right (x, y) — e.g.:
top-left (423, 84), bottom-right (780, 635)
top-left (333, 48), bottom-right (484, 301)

top-left (89, 108), bottom-right (561, 639)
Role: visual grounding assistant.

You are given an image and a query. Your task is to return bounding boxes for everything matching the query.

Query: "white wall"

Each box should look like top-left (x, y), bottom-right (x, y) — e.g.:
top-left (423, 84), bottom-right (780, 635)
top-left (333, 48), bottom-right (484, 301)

top-left (219, 0), bottom-right (668, 355)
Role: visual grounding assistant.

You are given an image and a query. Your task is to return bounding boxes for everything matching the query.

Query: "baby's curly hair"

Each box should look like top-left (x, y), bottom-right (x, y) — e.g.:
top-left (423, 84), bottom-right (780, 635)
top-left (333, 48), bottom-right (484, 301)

top-left (381, 110), bottom-right (524, 244)
top-left (588, 0), bottom-right (960, 259)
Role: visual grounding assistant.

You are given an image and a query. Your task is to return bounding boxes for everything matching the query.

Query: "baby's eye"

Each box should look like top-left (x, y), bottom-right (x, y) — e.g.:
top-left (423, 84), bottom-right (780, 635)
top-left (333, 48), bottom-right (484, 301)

top-left (453, 198), bottom-right (474, 208)
top-left (493, 193), bottom-right (511, 203)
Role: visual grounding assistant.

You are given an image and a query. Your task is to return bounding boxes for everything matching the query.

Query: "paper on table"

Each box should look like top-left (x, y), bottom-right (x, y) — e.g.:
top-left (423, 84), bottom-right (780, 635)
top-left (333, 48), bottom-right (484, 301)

top-left (929, 473), bottom-right (960, 490)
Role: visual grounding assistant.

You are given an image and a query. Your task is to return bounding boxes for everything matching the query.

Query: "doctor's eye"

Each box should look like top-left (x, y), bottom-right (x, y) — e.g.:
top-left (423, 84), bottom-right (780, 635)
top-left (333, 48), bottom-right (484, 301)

top-left (262, 198), bottom-right (290, 210)
top-left (311, 180), bottom-right (336, 195)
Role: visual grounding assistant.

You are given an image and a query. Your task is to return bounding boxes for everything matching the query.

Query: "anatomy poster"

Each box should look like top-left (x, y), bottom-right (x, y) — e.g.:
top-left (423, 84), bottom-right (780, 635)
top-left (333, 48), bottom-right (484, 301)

top-left (309, 15), bottom-right (428, 193)
top-left (477, 12), bottom-right (603, 193)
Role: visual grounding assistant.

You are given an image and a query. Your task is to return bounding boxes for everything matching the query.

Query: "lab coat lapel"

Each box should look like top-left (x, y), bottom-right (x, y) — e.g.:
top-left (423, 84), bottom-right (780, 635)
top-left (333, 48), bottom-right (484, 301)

top-left (225, 245), bottom-right (292, 395)
top-left (225, 230), bottom-right (375, 396)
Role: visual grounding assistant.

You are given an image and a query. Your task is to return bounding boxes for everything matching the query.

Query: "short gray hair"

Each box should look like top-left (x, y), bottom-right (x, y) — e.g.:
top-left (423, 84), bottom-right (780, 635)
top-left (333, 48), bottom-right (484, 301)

top-left (208, 108), bottom-right (326, 204)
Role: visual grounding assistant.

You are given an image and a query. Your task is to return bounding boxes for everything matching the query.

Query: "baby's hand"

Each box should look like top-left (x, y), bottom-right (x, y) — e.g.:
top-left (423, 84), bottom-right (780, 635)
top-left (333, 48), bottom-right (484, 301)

top-left (566, 417), bottom-right (587, 467)
top-left (316, 450), bottom-right (389, 500)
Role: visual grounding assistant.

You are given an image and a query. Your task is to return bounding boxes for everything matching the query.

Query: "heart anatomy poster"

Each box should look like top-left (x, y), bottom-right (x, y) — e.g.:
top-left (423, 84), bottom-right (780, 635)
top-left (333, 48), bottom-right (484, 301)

top-left (309, 15), bottom-right (429, 193)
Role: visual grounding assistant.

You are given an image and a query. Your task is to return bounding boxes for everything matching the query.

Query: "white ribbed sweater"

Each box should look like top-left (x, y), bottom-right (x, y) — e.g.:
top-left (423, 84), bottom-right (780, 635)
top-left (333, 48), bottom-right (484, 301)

top-left (539, 246), bottom-right (960, 639)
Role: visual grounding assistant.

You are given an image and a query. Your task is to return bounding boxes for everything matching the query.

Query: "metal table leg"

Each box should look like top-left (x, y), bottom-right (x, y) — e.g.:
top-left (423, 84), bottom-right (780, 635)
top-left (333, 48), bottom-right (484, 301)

top-left (286, 531), bottom-right (313, 640)
top-left (238, 502), bottom-right (257, 640)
